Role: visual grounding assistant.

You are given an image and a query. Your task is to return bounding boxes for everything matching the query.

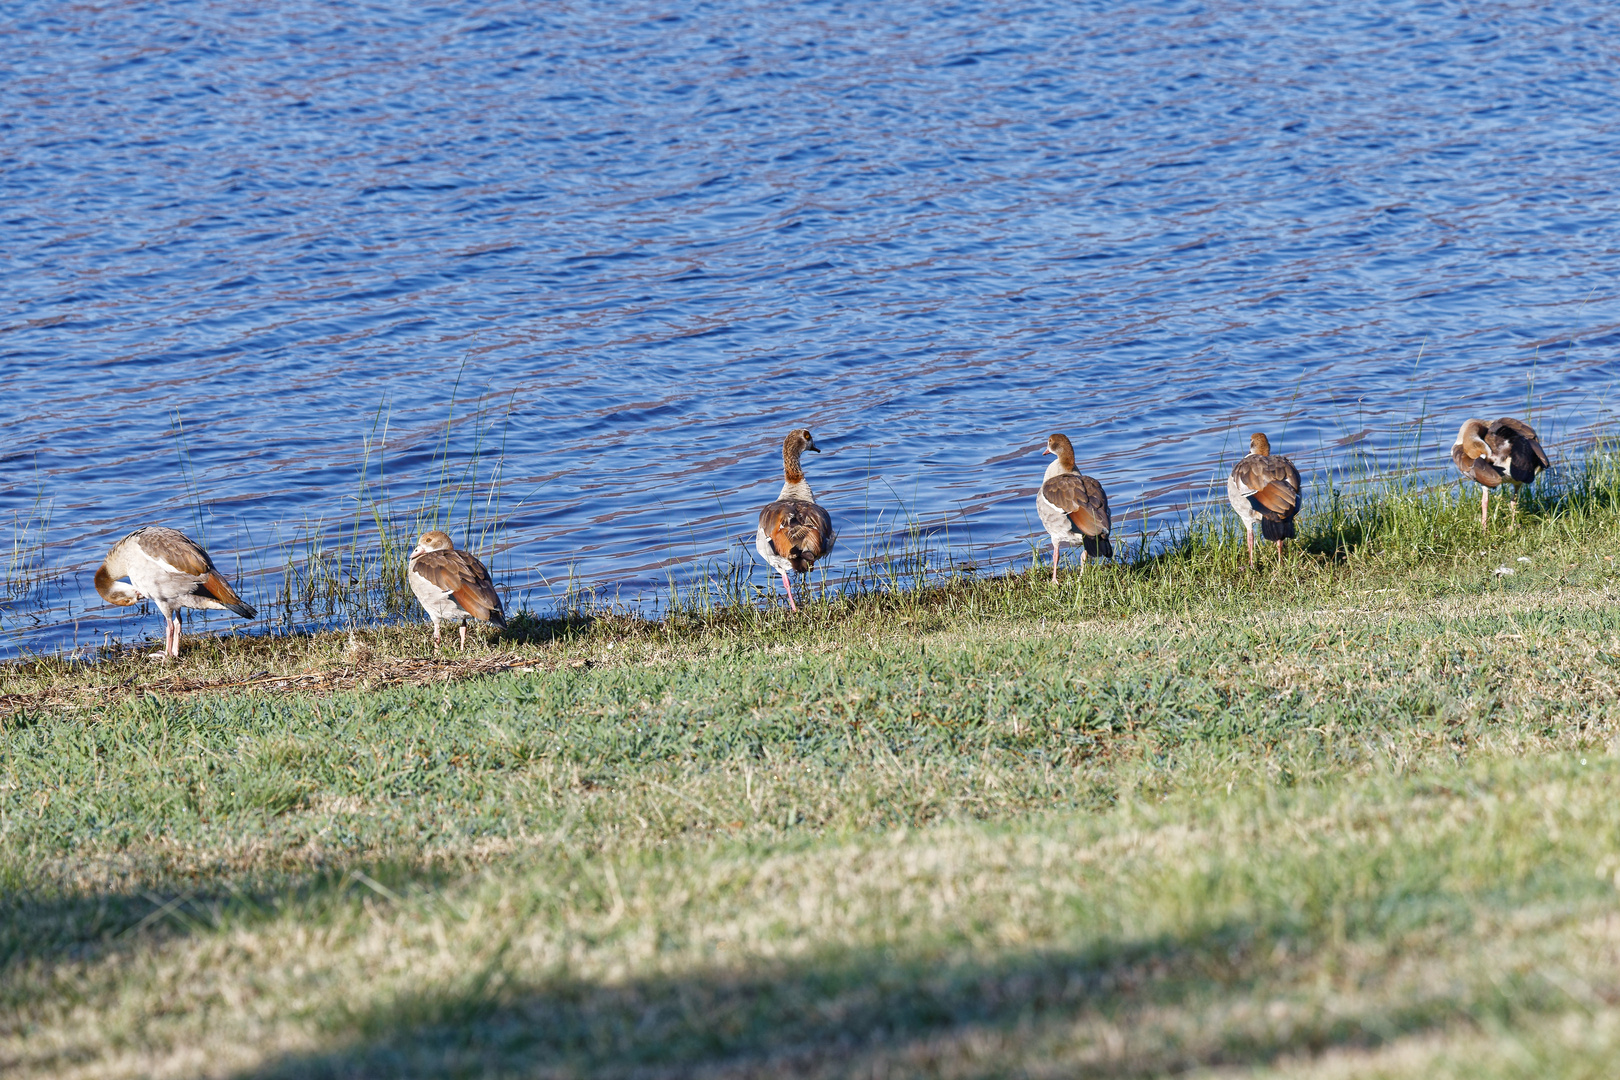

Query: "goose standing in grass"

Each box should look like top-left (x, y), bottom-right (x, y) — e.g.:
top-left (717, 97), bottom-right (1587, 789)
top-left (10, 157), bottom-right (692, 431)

top-left (755, 428), bottom-right (834, 613)
top-left (1034, 433), bottom-right (1112, 583)
top-left (1227, 432), bottom-right (1302, 569)
top-left (407, 530), bottom-right (505, 649)
top-left (1452, 417), bottom-right (1549, 531)
top-left (93, 526), bottom-right (256, 659)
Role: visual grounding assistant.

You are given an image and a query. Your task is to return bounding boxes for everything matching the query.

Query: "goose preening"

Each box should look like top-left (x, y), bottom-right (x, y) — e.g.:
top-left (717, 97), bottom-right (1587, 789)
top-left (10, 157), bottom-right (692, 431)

top-left (1227, 433), bottom-right (1302, 568)
top-left (1034, 433), bottom-right (1112, 583)
top-left (93, 526), bottom-right (257, 658)
top-left (407, 530), bottom-right (506, 649)
top-left (754, 428), bottom-right (834, 612)
top-left (1451, 417), bottom-right (1549, 531)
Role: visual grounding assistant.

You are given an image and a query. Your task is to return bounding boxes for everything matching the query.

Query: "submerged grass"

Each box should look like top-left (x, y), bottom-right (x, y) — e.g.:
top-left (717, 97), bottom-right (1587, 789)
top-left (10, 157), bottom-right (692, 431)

top-left (1, 443), bottom-right (1620, 1076)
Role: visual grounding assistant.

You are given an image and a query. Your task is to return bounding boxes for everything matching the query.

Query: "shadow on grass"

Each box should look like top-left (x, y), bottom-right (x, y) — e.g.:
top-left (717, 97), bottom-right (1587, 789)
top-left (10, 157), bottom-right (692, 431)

top-left (227, 923), bottom-right (1467, 1079)
top-left (2, 854), bottom-right (1494, 1078)
top-left (500, 609), bottom-right (597, 646)
top-left (0, 859), bottom-right (460, 978)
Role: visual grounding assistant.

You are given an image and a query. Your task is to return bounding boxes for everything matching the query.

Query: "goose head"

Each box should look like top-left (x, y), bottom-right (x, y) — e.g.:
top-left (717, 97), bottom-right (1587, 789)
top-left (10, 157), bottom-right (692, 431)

top-left (781, 428), bottom-right (822, 483)
top-left (410, 530), bottom-right (455, 562)
top-left (785, 428), bottom-right (820, 455)
top-left (1043, 433), bottom-right (1077, 470)
top-left (93, 565), bottom-right (143, 606)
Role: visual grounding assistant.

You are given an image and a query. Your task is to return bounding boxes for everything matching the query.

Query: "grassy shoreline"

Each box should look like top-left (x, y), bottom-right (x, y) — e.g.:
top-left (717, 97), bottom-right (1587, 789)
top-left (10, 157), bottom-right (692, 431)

top-left (6, 450), bottom-right (1620, 705)
top-left (4, 471), bottom-right (1620, 1077)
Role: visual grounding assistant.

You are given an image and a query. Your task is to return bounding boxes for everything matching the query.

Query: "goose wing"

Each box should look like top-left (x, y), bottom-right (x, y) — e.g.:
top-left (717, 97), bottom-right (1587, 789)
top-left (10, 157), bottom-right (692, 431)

top-left (758, 499), bottom-right (835, 571)
top-left (1488, 416), bottom-right (1549, 478)
top-left (1229, 455), bottom-right (1300, 522)
top-left (132, 527), bottom-right (256, 617)
top-left (412, 549), bottom-right (505, 625)
top-left (1040, 474), bottom-right (1111, 536)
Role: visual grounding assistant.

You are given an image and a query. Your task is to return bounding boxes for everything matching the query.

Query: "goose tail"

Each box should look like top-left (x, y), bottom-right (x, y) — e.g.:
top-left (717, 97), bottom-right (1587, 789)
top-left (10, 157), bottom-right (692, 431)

top-left (1260, 518), bottom-right (1296, 542)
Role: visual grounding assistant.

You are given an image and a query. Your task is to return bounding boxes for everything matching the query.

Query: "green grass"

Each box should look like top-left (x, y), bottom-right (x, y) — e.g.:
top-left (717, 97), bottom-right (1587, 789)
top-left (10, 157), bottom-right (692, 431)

top-left (4, 455), bottom-right (1620, 1077)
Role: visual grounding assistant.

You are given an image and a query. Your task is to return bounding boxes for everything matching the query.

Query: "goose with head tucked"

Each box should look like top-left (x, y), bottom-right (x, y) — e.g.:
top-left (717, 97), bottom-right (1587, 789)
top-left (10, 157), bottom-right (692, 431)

top-left (1452, 417), bottom-right (1548, 531)
top-left (754, 428), bottom-right (834, 612)
top-left (1227, 432), bottom-right (1302, 569)
top-left (407, 530), bottom-right (505, 649)
top-left (1034, 433), bottom-right (1112, 583)
top-left (94, 526), bottom-right (256, 659)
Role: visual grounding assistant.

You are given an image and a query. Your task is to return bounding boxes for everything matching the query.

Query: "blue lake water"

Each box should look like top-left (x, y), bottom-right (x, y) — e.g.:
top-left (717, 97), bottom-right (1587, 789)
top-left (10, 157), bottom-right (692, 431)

top-left (3, 0), bottom-right (1618, 657)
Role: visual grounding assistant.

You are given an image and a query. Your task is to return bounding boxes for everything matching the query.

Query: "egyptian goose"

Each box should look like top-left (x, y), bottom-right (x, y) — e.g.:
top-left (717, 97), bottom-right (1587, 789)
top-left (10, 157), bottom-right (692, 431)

top-left (754, 428), bottom-right (834, 612)
top-left (407, 530), bottom-right (506, 649)
top-left (1034, 433), bottom-right (1112, 582)
top-left (1452, 417), bottom-right (1549, 531)
top-left (1227, 433), bottom-right (1302, 568)
top-left (93, 526), bottom-right (257, 658)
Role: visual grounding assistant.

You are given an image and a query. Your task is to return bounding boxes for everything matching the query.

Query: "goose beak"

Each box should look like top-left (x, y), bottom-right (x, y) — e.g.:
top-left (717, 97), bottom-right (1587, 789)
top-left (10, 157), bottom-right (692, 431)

top-left (1042, 446), bottom-right (1054, 456)
top-left (808, 441), bottom-right (821, 453)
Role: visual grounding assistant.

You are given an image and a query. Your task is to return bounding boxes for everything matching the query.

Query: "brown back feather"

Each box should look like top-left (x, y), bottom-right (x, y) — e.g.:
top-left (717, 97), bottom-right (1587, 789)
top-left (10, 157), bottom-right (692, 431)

top-left (759, 499), bottom-right (835, 572)
top-left (1232, 454), bottom-right (1301, 521)
top-left (1040, 474), bottom-right (1111, 536)
top-left (1487, 416), bottom-right (1549, 477)
top-left (1488, 416), bottom-right (1539, 443)
top-left (413, 549), bottom-right (505, 624)
top-left (132, 526), bottom-right (215, 576)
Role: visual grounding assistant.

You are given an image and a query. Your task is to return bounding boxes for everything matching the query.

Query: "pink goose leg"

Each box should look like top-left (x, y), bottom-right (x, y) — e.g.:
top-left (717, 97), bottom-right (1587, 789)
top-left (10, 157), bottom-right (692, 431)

top-left (780, 570), bottom-right (798, 613)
